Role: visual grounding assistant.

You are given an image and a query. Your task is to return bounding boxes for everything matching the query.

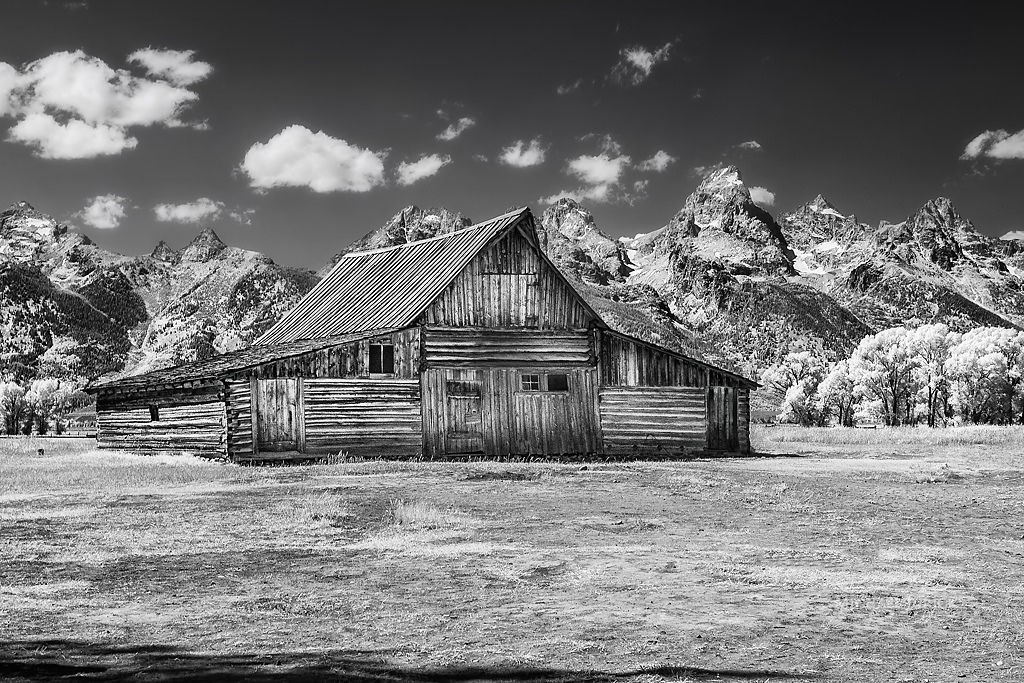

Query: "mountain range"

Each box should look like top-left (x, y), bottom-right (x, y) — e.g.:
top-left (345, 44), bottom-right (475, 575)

top-left (2, 166), bottom-right (1022, 386)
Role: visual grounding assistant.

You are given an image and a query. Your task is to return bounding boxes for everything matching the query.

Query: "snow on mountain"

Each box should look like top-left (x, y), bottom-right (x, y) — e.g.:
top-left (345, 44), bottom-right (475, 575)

top-left (0, 202), bottom-right (316, 382)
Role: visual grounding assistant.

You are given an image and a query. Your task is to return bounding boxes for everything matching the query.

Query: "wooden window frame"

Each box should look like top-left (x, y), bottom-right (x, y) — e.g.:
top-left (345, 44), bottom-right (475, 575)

top-left (517, 371), bottom-right (570, 393)
top-left (368, 340), bottom-right (396, 376)
top-left (520, 373), bottom-right (541, 392)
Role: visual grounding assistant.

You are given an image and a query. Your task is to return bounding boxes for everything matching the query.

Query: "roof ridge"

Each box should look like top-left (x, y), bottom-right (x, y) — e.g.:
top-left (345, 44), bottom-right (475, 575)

top-left (344, 206), bottom-right (530, 258)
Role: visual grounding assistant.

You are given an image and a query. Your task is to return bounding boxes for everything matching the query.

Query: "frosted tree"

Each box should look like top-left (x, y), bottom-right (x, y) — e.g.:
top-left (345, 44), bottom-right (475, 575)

top-left (848, 327), bottom-right (920, 426)
top-left (946, 327), bottom-right (1024, 424)
top-left (0, 382), bottom-right (27, 435)
top-left (817, 360), bottom-right (858, 426)
top-left (762, 346), bottom-right (830, 425)
top-left (908, 324), bottom-right (960, 427)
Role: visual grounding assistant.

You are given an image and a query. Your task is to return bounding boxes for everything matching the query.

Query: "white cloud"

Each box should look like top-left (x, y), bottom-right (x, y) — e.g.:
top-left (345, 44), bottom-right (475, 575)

top-left (749, 186), bottom-right (776, 207)
top-left (437, 116), bottom-right (476, 141)
top-left (736, 140), bottom-right (763, 152)
top-left (961, 129), bottom-right (1024, 160)
top-left (557, 79), bottom-right (583, 95)
top-left (128, 48), bottom-right (213, 86)
top-left (610, 42), bottom-right (673, 86)
top-left (77, 194), bottom-right (127, 229)
top-left (472, 153), bottom-right (488, 162)
top-left (568, 152), bottom-right (632, 186)
top-left (541, 137), bottom-right (636, 205)
top-left (0, 62), bottom-right (17, 117)
top-left (1001, 230), bottom-right (1024, 241)
top-left (499, 138), bottom-right (546, 167)
top-left (229, 208), bottom-right (256, 225)
top-left (637, 150), bottom-right (676, 172)
top-left (396, 153), bottom-right (451, 186)
top-left (241, 125), bottom-right (387, 193)
top-left (8, 113), bottom-right (137, 159)
top-left (0, 49), bottom-right (210, 158)
top-left (154, 197), bottom-right (224, 223)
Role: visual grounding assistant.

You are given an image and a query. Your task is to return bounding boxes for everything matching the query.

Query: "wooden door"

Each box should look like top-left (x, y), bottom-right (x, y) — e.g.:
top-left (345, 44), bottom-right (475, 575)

top-left (256, 378), bottom-right (299, 452)
top-left (706, 386), bottom-right (739, 451)
top-left (443, 370), bottom-right (485, 454)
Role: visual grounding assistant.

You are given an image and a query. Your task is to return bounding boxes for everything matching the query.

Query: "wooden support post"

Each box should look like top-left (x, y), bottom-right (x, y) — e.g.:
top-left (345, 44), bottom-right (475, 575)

top-left (249, 375), bottom-right (259, 457)
top-left (296, 377), bottom-right (306, 453)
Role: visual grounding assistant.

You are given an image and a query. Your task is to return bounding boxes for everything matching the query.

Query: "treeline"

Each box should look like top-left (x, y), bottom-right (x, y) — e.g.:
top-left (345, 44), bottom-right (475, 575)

top-left (0, 335), bottom-right (93, 435)
top-left (762, 325), bottom-right (1024, 427)
top-left (0, 378), bottom-right (92, 435)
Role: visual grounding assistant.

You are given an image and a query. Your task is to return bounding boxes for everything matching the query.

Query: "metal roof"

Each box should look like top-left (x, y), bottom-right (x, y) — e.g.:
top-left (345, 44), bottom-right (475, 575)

top-left (88, 329), bottom-right (398, 392)
top-left (255, 207), bottom-right (531, 345)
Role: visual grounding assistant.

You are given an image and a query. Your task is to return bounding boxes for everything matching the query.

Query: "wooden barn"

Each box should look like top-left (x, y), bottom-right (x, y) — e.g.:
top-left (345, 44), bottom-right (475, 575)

top-left (87, 207), bottom-right (757, 461)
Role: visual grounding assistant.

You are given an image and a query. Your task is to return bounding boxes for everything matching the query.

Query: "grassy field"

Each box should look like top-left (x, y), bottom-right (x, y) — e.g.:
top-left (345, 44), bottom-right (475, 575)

top-left (1, 428), bottom-right (1023, 682)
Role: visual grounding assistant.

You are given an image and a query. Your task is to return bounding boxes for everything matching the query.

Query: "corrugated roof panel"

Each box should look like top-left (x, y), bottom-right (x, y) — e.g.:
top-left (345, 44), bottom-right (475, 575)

top-left (256, 207), bottom-right (529, 345)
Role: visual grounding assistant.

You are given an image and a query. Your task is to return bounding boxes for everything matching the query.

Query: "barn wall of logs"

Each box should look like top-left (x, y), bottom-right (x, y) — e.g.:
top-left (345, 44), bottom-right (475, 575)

top-left (302, 378), bottom-right (421, 457)
top-left (95, 380), bottom-right (227, 456)
top-left (598, 386), bottom-right (707, 456)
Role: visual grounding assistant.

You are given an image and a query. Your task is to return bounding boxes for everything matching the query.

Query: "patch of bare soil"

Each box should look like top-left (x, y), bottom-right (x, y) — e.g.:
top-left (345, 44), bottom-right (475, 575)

top-left (1, 439), bottom-right (1022, 681)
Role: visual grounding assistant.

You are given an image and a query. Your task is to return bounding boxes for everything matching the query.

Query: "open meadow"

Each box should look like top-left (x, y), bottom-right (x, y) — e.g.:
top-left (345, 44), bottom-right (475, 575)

top-left (1, 427), bottom-right (1023, 682)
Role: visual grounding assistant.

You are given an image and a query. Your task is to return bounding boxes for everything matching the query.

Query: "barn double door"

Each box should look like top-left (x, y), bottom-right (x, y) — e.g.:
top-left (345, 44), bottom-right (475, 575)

top-left (255, 378), bottom-right (300, 452)
top-left (706, 386), bottom-right (739, 451)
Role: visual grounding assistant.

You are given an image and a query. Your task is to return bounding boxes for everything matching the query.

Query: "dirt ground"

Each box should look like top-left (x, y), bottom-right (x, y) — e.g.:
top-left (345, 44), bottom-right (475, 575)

top-left (1, 429), bottom-right (1023, 682)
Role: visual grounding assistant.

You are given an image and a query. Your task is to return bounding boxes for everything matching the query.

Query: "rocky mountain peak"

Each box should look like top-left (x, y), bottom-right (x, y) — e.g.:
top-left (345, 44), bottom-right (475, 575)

top-left (656, 166), bottom-right (795, 275)
top-left (150, 240), bottom-right (179, 263)
top-left (180, 227), bottom-right (227, 262)
top-left (881, 197), bottom-right (992, 268)
top-left (538, 198), bottom-right (630, 284)
top-left (0, 200), bottom-right (70, 261)
top-left (356, 205), bottom-right (473, 251)
top-left (318, 205), bottom-right (474, 277)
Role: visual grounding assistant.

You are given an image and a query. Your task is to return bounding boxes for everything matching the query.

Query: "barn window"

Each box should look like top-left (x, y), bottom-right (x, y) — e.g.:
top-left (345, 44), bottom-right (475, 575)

top-left (520, 374), bottom-right (541, 391)
top-left (369, 342), bottom-right (395, 374)
top-left (546, 373), bottom-right (569, 392)
top-left (148, 405), bottom-right (159, 422)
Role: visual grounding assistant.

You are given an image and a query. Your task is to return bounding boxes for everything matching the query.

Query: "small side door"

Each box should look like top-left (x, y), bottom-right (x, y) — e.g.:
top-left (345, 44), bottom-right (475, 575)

top-left (256, 378), bottom-right (299, 452)
top-left (444, 370), bottom-right (484, 454)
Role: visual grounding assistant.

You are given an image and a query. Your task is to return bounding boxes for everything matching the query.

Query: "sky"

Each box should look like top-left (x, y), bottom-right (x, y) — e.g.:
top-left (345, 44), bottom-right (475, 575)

top-left (2, 0), bottom-right (1023, 269)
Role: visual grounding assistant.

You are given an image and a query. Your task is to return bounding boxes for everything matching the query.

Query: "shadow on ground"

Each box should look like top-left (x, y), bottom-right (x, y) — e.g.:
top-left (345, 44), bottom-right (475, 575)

top-left (1, 640), bottom-right (815, 682)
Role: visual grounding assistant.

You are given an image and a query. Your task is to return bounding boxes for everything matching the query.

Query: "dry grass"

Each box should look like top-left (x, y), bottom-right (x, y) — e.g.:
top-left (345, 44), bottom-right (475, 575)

top-left (756, 423), bottom-right (1024, 446)
top-left (1, 435), bottom-right (1023, 681)
top-left (0, 437), bottom-right (271, 495)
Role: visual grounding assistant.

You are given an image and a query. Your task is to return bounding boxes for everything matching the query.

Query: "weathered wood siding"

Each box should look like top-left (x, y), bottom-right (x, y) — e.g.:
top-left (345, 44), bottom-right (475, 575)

top-left (224, 328), bottom-right (420, 380)
top-left (599, 386), bottom-right (706, 456)
top-left (303, 379), bottom-right (421, 457)
top-left (422, 367), bottom-right (600, 457)
top-left (738, 388), bottom-right (751, 454)
top-left (600, 333), bottom-right (746, 387)
top-left (423, 328), bottom-right (592, 366)
top-left (96, 401), bottom-right (226, 455)
top-left (424, 230), bottom-right (594, 329)
top-left (706, 386), bottom-right (740, 452)
top-left (224, 379), bottom-right (254, 458)
top-left (95, 381), bottom-right (226, 455)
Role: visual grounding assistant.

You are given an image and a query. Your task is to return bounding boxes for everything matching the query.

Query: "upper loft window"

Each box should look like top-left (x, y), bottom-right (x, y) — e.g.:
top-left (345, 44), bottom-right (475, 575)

top-left (369, 342), bottom-right (395, 374)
